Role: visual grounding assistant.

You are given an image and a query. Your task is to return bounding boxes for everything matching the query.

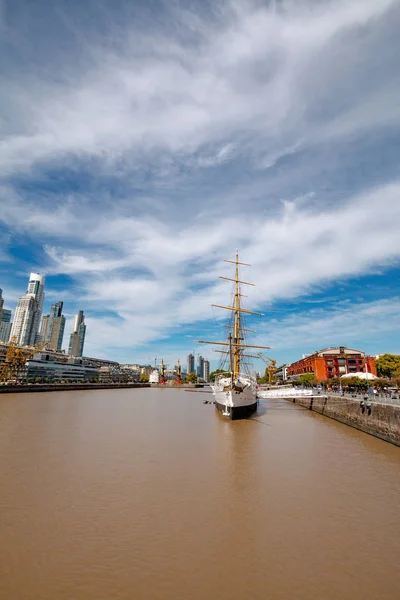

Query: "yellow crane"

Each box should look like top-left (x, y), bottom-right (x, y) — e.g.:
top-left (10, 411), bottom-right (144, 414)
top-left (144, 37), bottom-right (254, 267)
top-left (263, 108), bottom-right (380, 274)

top-left (174, 359), bottom-right (183, 385)
top-left (258, 353), bottom-right (277, 385)
top-left (0, 338), bottom-right (48, 384)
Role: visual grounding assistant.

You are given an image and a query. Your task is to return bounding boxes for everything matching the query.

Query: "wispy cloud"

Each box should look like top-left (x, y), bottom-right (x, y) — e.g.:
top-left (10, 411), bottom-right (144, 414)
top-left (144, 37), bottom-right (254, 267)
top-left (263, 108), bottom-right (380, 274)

top-left (3, 180), bottom-right (398, 357)
top-left (0, 0), bottom-right (399, 361)
top-left (257, 297), bottom-right (400, 351)
top-left (1, 0), bottom-right (398, 175)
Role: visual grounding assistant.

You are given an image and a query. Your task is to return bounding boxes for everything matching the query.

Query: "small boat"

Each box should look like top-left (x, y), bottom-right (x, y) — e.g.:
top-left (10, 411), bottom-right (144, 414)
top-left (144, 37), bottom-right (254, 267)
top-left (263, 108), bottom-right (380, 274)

top-left (197, 252), bottom-right (270, 420)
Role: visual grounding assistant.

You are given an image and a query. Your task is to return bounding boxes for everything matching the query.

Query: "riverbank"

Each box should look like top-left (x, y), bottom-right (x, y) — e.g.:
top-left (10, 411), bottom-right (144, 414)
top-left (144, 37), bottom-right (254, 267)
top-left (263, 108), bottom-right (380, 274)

top-left (0, 382), bottom-right (150, 394)
top-left (287, 394), bottom-right (400, 446)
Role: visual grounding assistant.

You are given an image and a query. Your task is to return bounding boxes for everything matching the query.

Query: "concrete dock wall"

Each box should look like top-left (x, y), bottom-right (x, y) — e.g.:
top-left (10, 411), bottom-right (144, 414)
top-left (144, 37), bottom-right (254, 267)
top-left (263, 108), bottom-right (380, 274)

top-left (0, 382), bottom-right (150, 394)
top-left (288, 395), bottom-right (400, 446)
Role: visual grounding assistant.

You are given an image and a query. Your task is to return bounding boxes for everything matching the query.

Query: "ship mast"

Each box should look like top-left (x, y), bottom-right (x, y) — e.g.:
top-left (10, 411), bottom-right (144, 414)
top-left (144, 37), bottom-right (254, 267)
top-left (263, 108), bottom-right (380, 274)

top-left (196, 252), bottom-right (270, 377)
top-left (233, 251), bottom-right (241, 378)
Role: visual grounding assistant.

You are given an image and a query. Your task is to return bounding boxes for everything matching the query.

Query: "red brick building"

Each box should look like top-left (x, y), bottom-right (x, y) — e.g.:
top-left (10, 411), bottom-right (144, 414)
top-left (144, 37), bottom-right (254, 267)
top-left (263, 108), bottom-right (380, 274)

top-left (286, 346), bottom-right (376, 382)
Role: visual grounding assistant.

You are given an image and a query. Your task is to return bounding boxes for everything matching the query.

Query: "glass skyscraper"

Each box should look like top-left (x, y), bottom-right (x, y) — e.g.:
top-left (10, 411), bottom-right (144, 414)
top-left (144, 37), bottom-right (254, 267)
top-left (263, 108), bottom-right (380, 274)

top-left (68, 310), bottom-right (86, 357)
top-left (186, 353), bottom-right (195, 375)
top-left (197, 355), bottom-right (205, 379)
top-left (10, 273), bottom-right (45, 346)
top-left (0, 289), bottom-right (12, 342)
top-left (41, 301), bottom-right (66, 351)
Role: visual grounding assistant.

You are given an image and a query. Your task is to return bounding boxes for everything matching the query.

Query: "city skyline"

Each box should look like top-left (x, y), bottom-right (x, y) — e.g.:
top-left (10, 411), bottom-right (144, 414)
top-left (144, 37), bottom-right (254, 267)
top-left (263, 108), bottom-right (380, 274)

top-left (1, 277), bottom-right (87, 357)
top-left (0, 274), bottom-right (214, 370)
top-left (0, 0), bottom-right (399, 369)
top-left (0, 269), bottom-right (397, 373)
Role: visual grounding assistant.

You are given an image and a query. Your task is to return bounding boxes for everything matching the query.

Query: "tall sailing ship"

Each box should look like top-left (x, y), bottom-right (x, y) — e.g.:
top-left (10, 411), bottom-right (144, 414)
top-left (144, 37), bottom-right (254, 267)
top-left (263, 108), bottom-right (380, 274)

top-left (197, 252), bottom-right (270, 420)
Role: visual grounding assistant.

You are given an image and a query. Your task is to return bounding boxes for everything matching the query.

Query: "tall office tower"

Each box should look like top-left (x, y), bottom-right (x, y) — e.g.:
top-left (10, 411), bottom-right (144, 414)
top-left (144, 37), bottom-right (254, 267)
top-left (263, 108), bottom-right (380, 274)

top-left (197, 355), bottom-right (205, 379)
top-left (0, 308), bottom-right (12, 342)
top-left (203, 359), bottom-right (210, 382)
top-left (10, 273), bottom-right (45, 346)
top-left (0, 288), bottom-right (3, 323)
top-left (47, 302), bottom-right (66, 351)
top-left (187, 353), bottom-right (195, 375)
top-left (68, 310), bottom-right (86, 357)
top-left (40, 315), bottom-right (51, 341)
top-left (41, 302), bottom-right (62, 343)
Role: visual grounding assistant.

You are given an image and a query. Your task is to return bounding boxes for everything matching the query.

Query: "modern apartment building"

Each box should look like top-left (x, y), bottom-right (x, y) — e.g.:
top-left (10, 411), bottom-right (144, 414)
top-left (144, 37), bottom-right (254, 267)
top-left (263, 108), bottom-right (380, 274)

top-left (0, 307), bottom-right (12, 343)
top-left (68, 310), bottom-right (86, 357)
top-left (40, 315), bottom-right (50, 341)
top-left (187, 353), bottom-right (195, 375)
top-left (196, 355), bottom-right (205, 379)
top-left (41, 301), bottom-right (66, 351)
top-left (203, 359), bottom-right (210, 382)
top-left (49, 315), bottom-right (65, 351)
top-left (10, 273), bottom-right (45, 346)
top-left (0, 290), bottom-right (11, 342)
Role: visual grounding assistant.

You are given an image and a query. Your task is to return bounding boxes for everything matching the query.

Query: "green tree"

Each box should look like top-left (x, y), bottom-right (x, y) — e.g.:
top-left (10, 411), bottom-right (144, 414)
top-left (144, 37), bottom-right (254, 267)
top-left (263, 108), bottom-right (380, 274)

top-left (140, 373), bottom-right (149, 383)
top-left (376, 354), bottom-right (400, 378)
top-left (210, 369), bottom-right (230, 382)
top-left (340, 376), bottom-right (366, 390)
top-left (298, 373), bottom-right (317, 387)
top-left (187, 372), bottom-right (198, 384)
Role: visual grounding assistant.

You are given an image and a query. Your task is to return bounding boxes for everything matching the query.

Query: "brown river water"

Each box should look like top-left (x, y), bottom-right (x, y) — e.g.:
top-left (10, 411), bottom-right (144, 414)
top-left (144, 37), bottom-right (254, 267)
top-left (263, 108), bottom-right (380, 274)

top-left (1, 388), bottom-right (400, 600)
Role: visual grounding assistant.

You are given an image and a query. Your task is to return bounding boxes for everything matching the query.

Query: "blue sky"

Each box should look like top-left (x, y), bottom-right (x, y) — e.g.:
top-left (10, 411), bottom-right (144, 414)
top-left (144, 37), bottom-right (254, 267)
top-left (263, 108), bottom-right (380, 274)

top-left (1, 0), bottom-right (400, 372)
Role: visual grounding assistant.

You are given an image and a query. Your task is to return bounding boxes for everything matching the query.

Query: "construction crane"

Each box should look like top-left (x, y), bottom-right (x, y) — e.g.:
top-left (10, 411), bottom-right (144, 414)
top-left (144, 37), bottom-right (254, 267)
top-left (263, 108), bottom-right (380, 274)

top-left (174, 359), bottom-right (182, 385)
top-left (0, 338), bottom-right (48, 384)
top-left (258, 353), bottom-right (277, 385)
top-left (159, 358), bottom-right (166, 385)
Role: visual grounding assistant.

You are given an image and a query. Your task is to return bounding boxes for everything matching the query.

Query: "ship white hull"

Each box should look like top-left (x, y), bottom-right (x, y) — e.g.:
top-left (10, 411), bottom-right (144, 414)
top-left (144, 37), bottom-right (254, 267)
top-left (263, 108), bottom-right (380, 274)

top-left (213, 375), bottom-right (258, 420)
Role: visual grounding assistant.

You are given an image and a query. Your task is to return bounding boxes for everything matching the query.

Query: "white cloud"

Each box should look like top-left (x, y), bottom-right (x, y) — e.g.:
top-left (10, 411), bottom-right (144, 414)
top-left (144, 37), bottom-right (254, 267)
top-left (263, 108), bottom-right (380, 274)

top-left (44, 246), bottom-right (129, 274)
top-left (0, 0), bottom-right (398, 175)
top-left (1, 0), bottom-right (400, 361)
top-left (10, 179), bottom-right (395, 357)
top-left (256, 297), bottom-right (400, 352)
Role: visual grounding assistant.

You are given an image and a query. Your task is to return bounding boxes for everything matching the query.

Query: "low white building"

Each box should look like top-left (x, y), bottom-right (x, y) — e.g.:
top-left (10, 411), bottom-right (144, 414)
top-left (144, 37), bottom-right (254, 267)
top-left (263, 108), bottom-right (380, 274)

top-left (276, 364), bottom-right (288, 381)
top-left (25, 356), bottom-right (99, 381)
top-left (149, 370), bottom-right (159, 384)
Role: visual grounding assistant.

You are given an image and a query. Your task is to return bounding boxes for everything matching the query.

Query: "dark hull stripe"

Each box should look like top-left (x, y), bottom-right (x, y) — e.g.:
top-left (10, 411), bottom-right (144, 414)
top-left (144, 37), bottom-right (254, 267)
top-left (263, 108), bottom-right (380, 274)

top-left (215, 400), bottom-right (258, 420)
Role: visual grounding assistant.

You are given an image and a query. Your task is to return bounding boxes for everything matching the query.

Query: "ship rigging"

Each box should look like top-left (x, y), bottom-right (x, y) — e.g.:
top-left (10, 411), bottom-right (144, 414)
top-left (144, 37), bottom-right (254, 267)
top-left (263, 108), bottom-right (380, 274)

top-left (196, 252), bottom-right (270, 419)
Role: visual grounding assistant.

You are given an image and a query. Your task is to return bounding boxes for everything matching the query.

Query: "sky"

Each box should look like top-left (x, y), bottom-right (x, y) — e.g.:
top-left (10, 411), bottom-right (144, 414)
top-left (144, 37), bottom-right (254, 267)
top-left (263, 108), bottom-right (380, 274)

top-left (1, 0), bottom-right (400, 373)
